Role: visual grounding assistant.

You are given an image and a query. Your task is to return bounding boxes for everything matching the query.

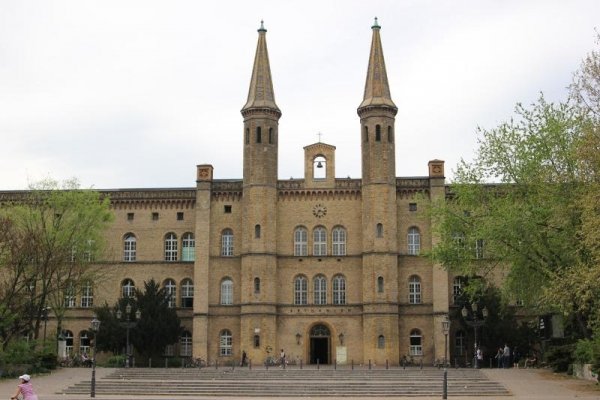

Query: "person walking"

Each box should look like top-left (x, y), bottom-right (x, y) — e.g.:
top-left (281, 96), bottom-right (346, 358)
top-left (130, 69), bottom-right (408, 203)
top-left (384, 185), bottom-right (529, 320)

top-left (503, 344), bottom-right (511, 368)
top-left (279, 349), bottom-right (286, 367)
top-left (495, 347), bottom-right (503, 368)
top-left (11, 374), bottom-right (38, 400)
top-left (476, 347), bottom-right (483, 368)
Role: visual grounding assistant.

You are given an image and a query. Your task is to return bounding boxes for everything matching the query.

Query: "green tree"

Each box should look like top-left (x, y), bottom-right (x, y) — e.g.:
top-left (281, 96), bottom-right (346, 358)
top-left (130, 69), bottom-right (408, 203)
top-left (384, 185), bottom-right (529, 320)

top-left (0, 178), bottom-right (112, 348)
top-left (130, 279), bottom-right (182, 361)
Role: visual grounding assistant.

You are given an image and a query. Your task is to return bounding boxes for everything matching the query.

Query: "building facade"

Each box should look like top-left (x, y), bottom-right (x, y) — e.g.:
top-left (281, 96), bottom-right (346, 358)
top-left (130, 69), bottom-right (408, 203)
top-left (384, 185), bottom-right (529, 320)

top-left (5, 21), bottom-right (470, 365)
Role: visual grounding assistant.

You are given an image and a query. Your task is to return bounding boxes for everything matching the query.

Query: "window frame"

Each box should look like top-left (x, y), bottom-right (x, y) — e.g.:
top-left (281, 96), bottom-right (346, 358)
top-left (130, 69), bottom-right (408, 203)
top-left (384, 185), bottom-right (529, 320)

top-left (220, 278), bottom-right (233, 305)
top-left (409, 329), bottom-right (423, 356)
top-left (332, 275), bottom-right (346, 305)
top-left (181, 278), bottom-right (194, 308)
top-left (123, 233), bottom-right (137, 262)
top-left (182, 232), bottom-right (195, 261)
top-left (220, 330), bottom-right (233, 356)
top-left (332, 226), bottom-right (346, 256)
top-left (408, 275), bottom-right (422, 304)
top-left (313, 275), bottom-right (327, 305)
top-left (294, 227), bottom-right (308, 256)
top-left (221, 229), bottom-right (234, 257)
top-left (407, 227), bottom-right (421, 255)
top-left (294, 276), bottom-right (308, 305)
top-left (313, 227), bottom-right (327, 256)
top-left (164, 232), bottom-right (178, 261)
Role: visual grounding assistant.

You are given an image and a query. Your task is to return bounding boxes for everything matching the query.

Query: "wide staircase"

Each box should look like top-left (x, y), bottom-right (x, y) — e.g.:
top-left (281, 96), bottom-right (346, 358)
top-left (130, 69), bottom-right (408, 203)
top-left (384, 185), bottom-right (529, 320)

top-left (61, 366), bottom-right (510, 397)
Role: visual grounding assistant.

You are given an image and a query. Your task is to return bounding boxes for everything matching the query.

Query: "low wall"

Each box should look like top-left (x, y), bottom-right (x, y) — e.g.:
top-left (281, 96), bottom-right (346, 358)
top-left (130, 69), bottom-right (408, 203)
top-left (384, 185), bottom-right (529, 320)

top-left (572, 363), bottom-right (598, 382)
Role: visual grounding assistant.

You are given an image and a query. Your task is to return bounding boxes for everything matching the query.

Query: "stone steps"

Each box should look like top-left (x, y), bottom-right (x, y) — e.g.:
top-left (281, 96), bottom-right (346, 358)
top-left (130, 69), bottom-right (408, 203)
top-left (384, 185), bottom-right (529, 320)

top-left (61, 368), bottom-right (510, 397)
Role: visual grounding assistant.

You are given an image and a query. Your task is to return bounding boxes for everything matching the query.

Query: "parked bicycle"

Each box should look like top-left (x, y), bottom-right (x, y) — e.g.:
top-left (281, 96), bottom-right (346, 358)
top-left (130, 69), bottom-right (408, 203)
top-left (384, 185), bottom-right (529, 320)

top-left (184, 357), bottom-right (207, 368)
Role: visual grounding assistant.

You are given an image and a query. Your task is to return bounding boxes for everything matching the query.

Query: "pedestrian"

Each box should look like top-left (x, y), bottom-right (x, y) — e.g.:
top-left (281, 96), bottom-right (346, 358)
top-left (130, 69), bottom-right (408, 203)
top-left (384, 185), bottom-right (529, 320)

top-left (495, 347), bottom-right (503, 368)
top-left (240, 350), bottom-right (247, 367)
top-left (513, 346), bottom-right (520, 368)
top-left (503, 343), bottom-right (511, 368)
top-left (11, 374), bottom-right (38, 400)
top-left (279, 348), bottom-right (286, 366)
top-left (476, 347), bottom-right (483, 368)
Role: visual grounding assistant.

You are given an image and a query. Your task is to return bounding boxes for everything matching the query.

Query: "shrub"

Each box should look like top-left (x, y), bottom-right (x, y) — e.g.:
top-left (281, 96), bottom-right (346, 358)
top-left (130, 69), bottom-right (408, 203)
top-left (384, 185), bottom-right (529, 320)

top-left (545, 343), bottom-right (575, 373)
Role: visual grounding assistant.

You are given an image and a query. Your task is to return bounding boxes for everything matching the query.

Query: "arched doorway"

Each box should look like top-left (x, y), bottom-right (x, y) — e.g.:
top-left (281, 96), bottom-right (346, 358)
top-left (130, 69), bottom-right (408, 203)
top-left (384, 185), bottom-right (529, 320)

top-left (309, 324), bottom-right (330, 364)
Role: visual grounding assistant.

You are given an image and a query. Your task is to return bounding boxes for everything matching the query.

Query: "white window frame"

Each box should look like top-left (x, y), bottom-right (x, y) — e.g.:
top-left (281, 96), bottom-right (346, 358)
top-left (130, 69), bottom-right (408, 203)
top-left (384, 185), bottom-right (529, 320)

top-left (313, 227), bottom-right (327, 256)
top-left (64, 285), bottom-right (76, 308)
top-left (221, 229), bottom-right (234, 256)
top-left (164, 279), bottom-right (176, 309)
top-left (410, 329), bottom-right (423, 356)
top-left (294, 227), bottom-right (308, 256)
top-left (79, 331), bottom-right (91, 355)
top-left (332, 227), bottom-right (346, 256)
top-left (294, 276), bottom-right (307, 305)
top-left (332, 275), bottom-right (346, 305)
top-left (181, 279), bottom-right (193, 308)
top-left (81, 282), bottom-right (93, 308)
top-left (182, 233), bottom-right (195, 261)
top-left (180, 332), bottom-right (192, 357)
top-left (64, 330), bottom-right (74, 355)
top-left (408, 227), bottom-right (421, 255)
top-left (453, 277), bottom-right (464, 305)
top-left (409, 275), bottom-right (422, 304)
top-left (220, 330), bottom-right (232, 356)
top-left (164, 232), bottom-right (178, 261)
top-left (221, 279), bottom-right (233, 305)
top-left (313, 275), bottom-right (327, 305)
top-left (122, 279), bottom-right (135, 298)
top-left (123, 234), bottom-right (136, 262)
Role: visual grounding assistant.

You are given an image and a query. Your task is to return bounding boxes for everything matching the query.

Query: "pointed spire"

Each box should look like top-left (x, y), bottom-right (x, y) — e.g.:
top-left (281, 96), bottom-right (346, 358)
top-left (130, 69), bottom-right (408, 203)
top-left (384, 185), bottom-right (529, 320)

top-left (358, 18), bottom-right (397, 112)
top-left (241, 21), bottom-right (281, 116)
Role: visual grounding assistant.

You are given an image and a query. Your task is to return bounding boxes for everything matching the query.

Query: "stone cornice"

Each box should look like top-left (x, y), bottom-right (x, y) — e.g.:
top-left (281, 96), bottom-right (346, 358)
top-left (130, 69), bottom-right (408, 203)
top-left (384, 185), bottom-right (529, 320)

top-left (102, 189), bottom-right (196, 210)
top-left (396, 177), bottom-right (430, 199)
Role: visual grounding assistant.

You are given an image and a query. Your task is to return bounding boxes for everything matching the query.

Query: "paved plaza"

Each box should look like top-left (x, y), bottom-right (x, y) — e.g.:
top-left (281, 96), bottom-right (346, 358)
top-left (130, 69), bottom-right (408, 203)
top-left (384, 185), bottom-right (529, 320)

top-left (0, 366), bottom-right (598, 400)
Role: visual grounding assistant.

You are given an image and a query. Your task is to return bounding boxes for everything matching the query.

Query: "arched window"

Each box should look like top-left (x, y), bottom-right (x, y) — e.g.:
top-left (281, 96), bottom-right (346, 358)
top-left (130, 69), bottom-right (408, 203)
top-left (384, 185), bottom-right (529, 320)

top-left (313, 156), bottom-right (326, 179)
top-left (255, 224), bottom-right (261, 239)
top-left (454, 330), bottom-right (466, 357)
top-left (121, 279), bottom-right (135, 298)
top-left (254, 277), bottom-right (261, 294)
top-left (180, 331), bottom-right (192, 357)
top-left (245, 128), bottom-right (249, 144)
top-left (220, 330), bottom-right (233, 356)
top-left (387, 126), bottom-right (393, 142)
top-left (123, 233), bottom-right (136, 262)
top-left (332, 226), bottom-right (346, 256)
top-left (377, 276), bottom-right (384, 293)
top-left (313, 275), bottom-right (327, 305)
top-left (376, 223), bottom-right (383, 238)
top-left (378, 335), bottom-right (385, 349)
top-left (79, 331), bottom-right (91, 355)
top-left (253, 334), bottom-right (260, 348)
top-left (453, 276), bottom-right (464, 304)
top-left (164, 232), bottom-right (178, 261)
top-left (221, 278), bottom-right (233, 305)
top-left (181, 278), bottom-right (193, 308)
top-left (269, 127), bottom-right (273, 144)
top-left (364, 126), bottom-right (369, 142)
top-left (294, 276), bottom-right (308, 305)
top-left (221, 229), bottom-right (234, 256)
top-left (81, 281), bottom-right (93, 308)
top-left (164, 279), bottom-right (176, 308)
top-left (375, 124), bottom-right (381, 141)
top-left (182, 233), bottom-right (195, 261)
top-left (407, 227), bottom-right (421, 255)
top-left (64, 330), bottom-right (74, 355)
top-left (410, 329), bottom-right (423, 356)
top-left (332, 275), bottom-right (346, 305)
top-left (256, 127), bottom-right (262, 143)
top-left (294, 227), bottom-right (308, 256)
top-left (409, 275), bottom-right (422, 304)
top-left (313, 227), bottom-right (327, 256)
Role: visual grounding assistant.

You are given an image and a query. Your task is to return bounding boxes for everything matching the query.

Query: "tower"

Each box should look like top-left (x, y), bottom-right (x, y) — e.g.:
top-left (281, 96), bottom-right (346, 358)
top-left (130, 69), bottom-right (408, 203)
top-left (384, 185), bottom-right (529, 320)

top-left (358, 18), bottom-right (400, 364)
top-left (240, 21), bottom-right (281, 361)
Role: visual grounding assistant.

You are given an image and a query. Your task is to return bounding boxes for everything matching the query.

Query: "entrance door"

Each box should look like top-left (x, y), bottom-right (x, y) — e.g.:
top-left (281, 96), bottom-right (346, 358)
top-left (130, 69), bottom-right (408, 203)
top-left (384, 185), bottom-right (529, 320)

top-left (309, 324), bottom-right (330, 364)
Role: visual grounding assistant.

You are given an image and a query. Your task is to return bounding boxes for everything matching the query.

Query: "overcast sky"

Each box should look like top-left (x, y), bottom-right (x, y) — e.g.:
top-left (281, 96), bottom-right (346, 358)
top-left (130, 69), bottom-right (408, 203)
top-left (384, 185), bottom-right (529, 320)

top-left (1, 0), bottom-right (598, 190)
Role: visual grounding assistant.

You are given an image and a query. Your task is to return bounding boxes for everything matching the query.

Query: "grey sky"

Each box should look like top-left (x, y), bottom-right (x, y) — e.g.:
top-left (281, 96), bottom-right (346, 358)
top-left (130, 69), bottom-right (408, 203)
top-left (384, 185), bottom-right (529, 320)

top-left (1, 0), bottom-right (598, 189)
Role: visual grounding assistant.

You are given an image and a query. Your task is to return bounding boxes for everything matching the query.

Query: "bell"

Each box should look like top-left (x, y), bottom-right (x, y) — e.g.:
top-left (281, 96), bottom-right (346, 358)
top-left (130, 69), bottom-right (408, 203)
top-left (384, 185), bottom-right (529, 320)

top-left (316, 162), bottom-right (323, 168)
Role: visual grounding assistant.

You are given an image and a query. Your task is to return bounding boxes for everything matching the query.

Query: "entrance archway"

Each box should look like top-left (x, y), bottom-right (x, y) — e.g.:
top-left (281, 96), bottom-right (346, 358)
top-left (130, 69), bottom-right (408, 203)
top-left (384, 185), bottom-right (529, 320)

top-left (309, 324), bottom-right (330, 364)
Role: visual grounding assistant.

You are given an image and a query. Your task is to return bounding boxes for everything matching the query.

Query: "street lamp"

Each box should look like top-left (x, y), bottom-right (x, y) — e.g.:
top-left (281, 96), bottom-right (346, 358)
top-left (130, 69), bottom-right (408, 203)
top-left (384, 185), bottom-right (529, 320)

top-left (90, 316), bottom-right (101, 398)
top-left (461, 302), bottom-right (489, 368)
top-left (116, 303), bottom-right (141, 368)
top-left (42, 306), bottom-right (51, 347)
top-left (442, 314), bottom-right (450, 400)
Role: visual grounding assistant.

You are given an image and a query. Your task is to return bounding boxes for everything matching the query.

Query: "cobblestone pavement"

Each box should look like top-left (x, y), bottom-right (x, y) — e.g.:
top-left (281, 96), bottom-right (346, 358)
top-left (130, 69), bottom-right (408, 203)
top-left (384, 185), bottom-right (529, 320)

top-left (0, 367), bottom-right (598, 400)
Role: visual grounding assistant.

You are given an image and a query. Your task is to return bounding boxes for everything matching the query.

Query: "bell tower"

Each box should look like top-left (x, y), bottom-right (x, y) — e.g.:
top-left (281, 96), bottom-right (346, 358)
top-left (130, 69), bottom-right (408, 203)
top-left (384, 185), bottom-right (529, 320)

top-left (240, 21), bottom-right (280, 363)
top-left (358, 18), bottom-right (400, 365)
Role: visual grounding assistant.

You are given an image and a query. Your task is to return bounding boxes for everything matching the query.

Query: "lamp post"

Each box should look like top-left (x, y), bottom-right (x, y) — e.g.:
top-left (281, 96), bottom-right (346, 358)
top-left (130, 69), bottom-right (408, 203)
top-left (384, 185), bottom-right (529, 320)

top-left (90, 316), bottom-right (101, 398)
top-left (42, 306), bottom-right (51, 347)
top-left (442, 314), bottom-right (450, 400)
top-left (116, 303), bottom-right (141, 368)
top-left (461, 302), bottom-right (489, 368)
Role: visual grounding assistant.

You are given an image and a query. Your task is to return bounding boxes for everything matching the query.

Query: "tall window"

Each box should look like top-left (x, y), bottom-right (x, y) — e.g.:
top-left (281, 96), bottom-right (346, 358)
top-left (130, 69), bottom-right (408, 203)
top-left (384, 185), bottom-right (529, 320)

top-left (256, 127), bottom-right (262, 143)
top-left (221, 229), bottom-right (234, 256)
top-left (220, 330), bottom-right (232, 356)
top-left (221, 278), bottom-right (233, 305)
top-left (164, 279), bottom-right (176, 308)
top-left (364, 126), bottom-right (369, 142)
top-left (294, 276), bottom-right (308, 305)
top-left (121, 279), bottom-right (135, 298)
top-left (164, 232), bottom-right (178, 261)
top-left (455, 330), bottom-right (466, 357)
top-left (81, 282), bottom-right (93, 308)
top-left (268, 127), bottom-right (273, 144)
top-left (475, 239), bottom-right (485, 259)
top-left (387, 126), bottom-right (393, 142)
top-left (407, 227), bottom-right (421, 255)
top-left (377, 276), bottom-right (384, 293)
top-left (332, 227), bottom-right (346, 256)
top-left (375, 124), bottom-right (381, 141)
top-left (313, 227), bottom-right (327, 256)
top-left (181, 278), bottom-right (193, 308)
top-left (332, 275), bottom-right (346, 305)
top-left (245, 128), bottom-right (249, 144)
top-left (453, 276), bottom-right (464, 304)
top-left (408, 275), bottom-right (422, 304)
top-left (409, 329), bottom-right (423, 356)
top-left (255, 224), bottom-right (261, 239)
top-left (294, 227), bottom-right (308, 256)
top-left (378, 335), bottom-right (385, 349)
top-left (79, 331), bottom-right (91, 355)
top-left (376, 223), bottom-right (383, 238)
top-left (313, 275), bottom-right (327, 305)
top-left (123, 233), bottom-right (136, 262)
top-left (180, 332), bottom-right (192, 357)
top-left (182, 233), bottom-right (195, 261)
top-left (64, 284), bottom-right (76, 308)
top-left (254, 277), bottom-right (260, 294)
top-left (64, 330), bottom-right (74, 355)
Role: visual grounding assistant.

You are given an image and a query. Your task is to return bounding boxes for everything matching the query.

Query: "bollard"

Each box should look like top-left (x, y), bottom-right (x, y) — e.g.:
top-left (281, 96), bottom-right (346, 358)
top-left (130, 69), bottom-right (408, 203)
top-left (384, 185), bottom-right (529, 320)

top-left (334, 359), bottom-right (337, 370)
top-left (369, 359), bottom-right (372, 370)
top-left (300, 359), bottom-right (303, 370)
top-left (352, 359), bottom-right (354, 370)
top-left (317, 358), bottom-right (320, 370)
top-left (386, 359), bottom-right (389, 370)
